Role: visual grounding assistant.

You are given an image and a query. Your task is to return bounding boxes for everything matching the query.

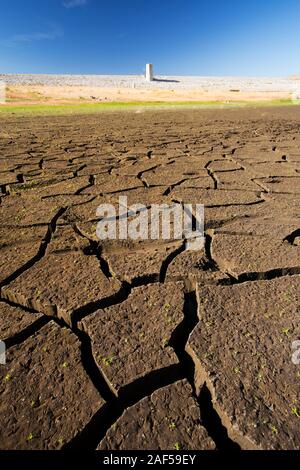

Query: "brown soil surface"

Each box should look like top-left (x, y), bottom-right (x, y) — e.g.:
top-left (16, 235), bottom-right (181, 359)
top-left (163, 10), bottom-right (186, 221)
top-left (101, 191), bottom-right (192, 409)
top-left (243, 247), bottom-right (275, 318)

top-left (0, 301), bottom-right (44, 342)
top-left (188, 276), bottom-right (300, 449)
top-left (0, 106), bottom-right (300, 450)
top-left (0, 321), bottom-right (103, 449)
top-left (82, 283), bottom-right (185, 395)
top-left (99, 380), bottom-right (216, 450)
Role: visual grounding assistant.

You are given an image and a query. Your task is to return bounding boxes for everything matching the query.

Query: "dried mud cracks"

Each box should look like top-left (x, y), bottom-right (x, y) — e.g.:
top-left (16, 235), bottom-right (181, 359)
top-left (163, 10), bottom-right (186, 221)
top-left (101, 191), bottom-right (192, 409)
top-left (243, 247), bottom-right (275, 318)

top-left (0, 108), bottom-right (299, 450)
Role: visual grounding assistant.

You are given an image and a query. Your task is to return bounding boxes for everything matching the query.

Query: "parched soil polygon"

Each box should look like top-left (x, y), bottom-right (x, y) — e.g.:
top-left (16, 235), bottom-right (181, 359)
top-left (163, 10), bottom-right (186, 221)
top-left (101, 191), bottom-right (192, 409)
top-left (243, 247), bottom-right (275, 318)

top-left (99, 380), bottom-right (215, 450)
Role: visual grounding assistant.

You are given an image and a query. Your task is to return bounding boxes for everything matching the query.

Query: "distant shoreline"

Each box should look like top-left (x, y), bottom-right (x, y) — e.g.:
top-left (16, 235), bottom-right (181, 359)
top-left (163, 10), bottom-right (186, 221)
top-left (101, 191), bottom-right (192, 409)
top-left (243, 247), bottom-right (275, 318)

top-left (0, 74), bottom-right (299, 109)
top-left (1, 73), bottom-right (299, 90)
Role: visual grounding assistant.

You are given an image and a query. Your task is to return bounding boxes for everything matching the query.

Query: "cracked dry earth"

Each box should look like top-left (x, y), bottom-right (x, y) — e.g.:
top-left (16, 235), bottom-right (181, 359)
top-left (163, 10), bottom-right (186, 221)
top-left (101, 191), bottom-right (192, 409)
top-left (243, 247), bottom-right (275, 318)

top-left (0, 107), bottom-right (300, 450)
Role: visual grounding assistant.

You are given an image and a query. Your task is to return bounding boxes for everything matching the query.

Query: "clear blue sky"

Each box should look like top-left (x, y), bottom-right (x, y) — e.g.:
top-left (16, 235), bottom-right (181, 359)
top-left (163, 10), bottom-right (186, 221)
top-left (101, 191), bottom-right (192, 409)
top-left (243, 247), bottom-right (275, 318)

top-left (0, 0), bottom-right (299, 76)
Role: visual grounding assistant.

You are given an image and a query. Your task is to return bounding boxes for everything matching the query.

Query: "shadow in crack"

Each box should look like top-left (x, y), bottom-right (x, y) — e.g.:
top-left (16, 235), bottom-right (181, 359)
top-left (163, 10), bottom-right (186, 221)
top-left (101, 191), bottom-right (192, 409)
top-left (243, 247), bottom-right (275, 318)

top-left (198, 384), bottom-right (241, 450)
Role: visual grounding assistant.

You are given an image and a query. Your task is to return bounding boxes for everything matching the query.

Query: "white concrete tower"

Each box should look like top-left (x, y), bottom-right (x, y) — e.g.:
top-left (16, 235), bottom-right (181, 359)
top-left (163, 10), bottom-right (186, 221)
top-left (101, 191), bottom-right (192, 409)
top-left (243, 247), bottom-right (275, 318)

top-left (145, 63), bottom-right (154, 82)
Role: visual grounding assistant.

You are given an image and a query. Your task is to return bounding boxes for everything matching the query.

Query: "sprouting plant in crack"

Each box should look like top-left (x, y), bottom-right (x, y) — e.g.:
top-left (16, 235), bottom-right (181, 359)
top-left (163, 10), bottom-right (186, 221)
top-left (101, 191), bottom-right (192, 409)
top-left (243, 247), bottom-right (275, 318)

top-left (174, 442), bottom-right (182, 450)
top-left (61, 361), bottom-right (69, 369)
top-left (257, 371), bottom-right (263, 383)
top-left (4, 373), bottom-right (11, 382)
top-left (102, 356), bottom-right (114, 366)
top-left (169, 421), bottom-right (177, 430)
top-left (34, 288), bottom-right (42, 298)
top-left (30, 397), bottom-right (41, 408)
top-left (291, 406), bottom-right (300, 418)
top-left (27, 432), bottom-right (34, 441)
top-left (282, 292), bottom-right (291, 301)
top-left (282, 328), bottom-right (290, 337)
top-left (269, 424), bottom-right (278, 434)
top-left (203, 352), bottom-right (212, 360)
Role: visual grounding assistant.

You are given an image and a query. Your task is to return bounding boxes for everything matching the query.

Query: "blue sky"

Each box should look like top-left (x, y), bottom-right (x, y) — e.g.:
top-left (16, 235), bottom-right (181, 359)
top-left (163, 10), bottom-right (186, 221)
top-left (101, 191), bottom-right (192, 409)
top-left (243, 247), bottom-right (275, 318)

top-left (0, 0), bottom-right (299, 76)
